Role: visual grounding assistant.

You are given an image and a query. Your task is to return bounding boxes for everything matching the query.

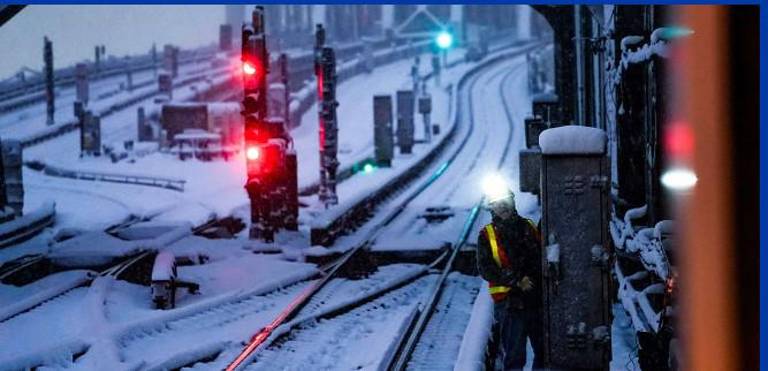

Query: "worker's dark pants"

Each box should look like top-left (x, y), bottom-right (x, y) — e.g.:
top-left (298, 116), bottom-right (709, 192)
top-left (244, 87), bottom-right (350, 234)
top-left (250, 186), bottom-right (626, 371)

top-left (493, 298), bottom-right (544, 370)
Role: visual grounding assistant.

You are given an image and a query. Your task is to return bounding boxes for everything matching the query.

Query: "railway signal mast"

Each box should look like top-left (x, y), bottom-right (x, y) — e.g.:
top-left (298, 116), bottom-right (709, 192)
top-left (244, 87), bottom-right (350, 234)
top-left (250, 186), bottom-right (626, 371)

top-left (314, 24), bottom-right (340, 208)
top-left (43, 37), bottom-right (54, 126)
top-left (241, 6), bottom-right (298, 242)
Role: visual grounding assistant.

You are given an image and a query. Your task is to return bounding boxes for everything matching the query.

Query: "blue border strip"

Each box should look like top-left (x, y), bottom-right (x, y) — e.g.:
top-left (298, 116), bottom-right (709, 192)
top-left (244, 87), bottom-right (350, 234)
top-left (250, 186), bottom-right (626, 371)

top-left (0, 0), bottom-right (763, 366)
top-left (1, 1), bottom-right (762, 5)
top-left (760, 3), bottom-right (767, 371)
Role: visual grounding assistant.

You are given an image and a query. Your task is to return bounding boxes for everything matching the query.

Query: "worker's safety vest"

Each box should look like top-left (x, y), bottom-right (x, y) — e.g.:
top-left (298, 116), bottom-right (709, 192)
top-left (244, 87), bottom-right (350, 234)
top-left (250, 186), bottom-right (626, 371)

top-left (485, 224), bottom-right (512, 302)
top-left (485, 220), bottom-right (540, 302)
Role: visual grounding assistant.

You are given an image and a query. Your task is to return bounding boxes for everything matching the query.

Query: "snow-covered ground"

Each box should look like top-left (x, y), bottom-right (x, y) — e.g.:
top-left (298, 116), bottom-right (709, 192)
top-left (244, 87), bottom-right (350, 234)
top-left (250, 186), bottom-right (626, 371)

top-left (370, 53), bottom-right (538, 253)
top-left (18, 50), bottom-right (463, 232)
top-left (0, 42), bottom-right (639, 371)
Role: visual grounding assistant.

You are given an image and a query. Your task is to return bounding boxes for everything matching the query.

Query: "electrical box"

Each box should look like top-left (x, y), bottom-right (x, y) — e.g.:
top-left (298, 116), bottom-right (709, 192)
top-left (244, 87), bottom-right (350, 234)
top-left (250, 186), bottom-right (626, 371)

top-left (1, 140), bottom-right (22, 216)
top-left (524, 116), bottom-right (547, 149)
top-left (418, 95), bottom-right (432, 115)
top-left (519, 148), bottom-right (541, 194)
top-left (75, 63), bottom-right (89, 105)
top-left (80, 112), bottom-right (102, 156)
top-left (158, 73), bottom-right (173, 100)
top-left (539, 126), bottom-right (612, 370)
top-left (532, 92), bottom-right (559, 124)
top-left (396, 90), bottom-right (415, 154)
top-left (161, 104), bottom-right (208, 139)
top-left (373, 95), bottom-right (394, 167)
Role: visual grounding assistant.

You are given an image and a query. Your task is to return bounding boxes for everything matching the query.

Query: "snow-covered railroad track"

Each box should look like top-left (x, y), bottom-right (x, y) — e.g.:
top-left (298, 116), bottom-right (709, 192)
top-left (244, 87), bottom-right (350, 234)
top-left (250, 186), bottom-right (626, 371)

top-left (215, 45), bottom-right (532, 371)
top-left (309, 42), bottom-right (544, 247)
top-left (0, 208), bottom-right (230, 323)
top-left (385, 50), bottom-right (532, 371)
top-left (404, 275), bottom-right (483, 370)
top-left (119, 263), bottom-right (425, 369)
top-left (244, 275), bottom-right (437, 371)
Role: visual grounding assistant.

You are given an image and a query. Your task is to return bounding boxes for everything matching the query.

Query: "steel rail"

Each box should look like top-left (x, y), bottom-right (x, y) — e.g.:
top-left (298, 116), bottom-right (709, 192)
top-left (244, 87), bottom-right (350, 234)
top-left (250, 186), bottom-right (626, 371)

top-left (225, 43), bottom-right (540, 371)
top-left (386, 57), bottom-right (531, 371)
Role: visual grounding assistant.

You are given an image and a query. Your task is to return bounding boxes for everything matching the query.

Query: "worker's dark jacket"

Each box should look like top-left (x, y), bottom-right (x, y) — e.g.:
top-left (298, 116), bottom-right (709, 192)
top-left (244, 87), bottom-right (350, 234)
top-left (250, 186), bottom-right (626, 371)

top-left (476, 214), bottom-right (542, 309)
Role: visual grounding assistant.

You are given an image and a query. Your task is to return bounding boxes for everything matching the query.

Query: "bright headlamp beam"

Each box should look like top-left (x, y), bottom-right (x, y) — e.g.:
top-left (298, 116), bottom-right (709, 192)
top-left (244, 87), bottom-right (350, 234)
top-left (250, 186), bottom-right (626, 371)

top-left (482, 173), bottom-right (510, 202)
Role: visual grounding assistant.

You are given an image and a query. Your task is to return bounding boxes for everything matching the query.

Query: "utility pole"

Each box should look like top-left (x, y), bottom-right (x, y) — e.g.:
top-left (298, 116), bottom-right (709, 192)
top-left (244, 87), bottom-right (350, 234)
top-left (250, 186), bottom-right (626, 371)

top-left (315, 24), bottom-right (339, 208)
top-left (44, 37), bottom-right (54, 126)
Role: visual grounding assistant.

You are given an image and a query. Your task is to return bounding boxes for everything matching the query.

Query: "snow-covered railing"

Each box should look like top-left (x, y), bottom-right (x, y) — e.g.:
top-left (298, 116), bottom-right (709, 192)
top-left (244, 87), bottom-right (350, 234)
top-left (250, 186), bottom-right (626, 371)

top-left (0, 201), bottom-right (56, 249)
top-left (607, 27), bottom-right (691, 95)
top-left (19, 67), bottom-right (231, 149)
top-left (0, 45), bottom-right (220, 109)
top-left (610, 205), bottom-right (672, 281)
top-left (36, 162), bottom-right (186, 192)
top-left (611, 204), bottom-right (674, 333)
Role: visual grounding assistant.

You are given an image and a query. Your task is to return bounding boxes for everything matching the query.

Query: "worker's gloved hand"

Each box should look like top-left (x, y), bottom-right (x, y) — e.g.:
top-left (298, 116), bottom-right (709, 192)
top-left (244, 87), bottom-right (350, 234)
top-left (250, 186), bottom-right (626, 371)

top-left (517, 276), bottom-right (534, 292)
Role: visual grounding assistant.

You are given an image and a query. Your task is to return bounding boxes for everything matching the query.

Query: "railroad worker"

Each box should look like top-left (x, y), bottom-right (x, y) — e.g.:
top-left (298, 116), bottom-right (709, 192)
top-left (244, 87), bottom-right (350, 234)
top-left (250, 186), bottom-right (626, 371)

top-left (476, 185), bottom-right (543, 370)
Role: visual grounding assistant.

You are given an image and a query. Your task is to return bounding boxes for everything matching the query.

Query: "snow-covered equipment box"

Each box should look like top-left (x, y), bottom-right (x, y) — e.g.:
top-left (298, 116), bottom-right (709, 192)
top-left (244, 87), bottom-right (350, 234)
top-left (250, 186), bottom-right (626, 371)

top-left (373, 94), bottom-right (394, 167)
top-left (161, 102), bottom-right (243, 150)
top-left (538, 125), bottom-right (612, 369)
top-left (151, 251), bottom-right (177, 310)
top-left (395, 90), bottom-right (415, 154)
top-left (1, 140), bottom-right (23, 215)
top-left (519, 148), bottom-right (541, 194)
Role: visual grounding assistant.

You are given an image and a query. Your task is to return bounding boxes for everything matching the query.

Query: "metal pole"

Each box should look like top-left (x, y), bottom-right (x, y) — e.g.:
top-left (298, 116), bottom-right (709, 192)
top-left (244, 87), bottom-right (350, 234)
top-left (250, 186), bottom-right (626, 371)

top-left (317, 46), bottom-right (339, 208)
top-left (44, 37), bottom-right (54, 126)
top-left (574, 5), bottom-right (586, 126)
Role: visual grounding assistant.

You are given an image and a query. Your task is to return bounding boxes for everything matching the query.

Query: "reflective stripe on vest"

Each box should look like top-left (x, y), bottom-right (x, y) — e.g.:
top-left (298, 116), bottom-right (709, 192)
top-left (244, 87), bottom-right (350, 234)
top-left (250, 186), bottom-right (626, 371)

top-left (525, 219), bottom-right (541, 243)
top-left (485, 224), bottom-right (512, 302)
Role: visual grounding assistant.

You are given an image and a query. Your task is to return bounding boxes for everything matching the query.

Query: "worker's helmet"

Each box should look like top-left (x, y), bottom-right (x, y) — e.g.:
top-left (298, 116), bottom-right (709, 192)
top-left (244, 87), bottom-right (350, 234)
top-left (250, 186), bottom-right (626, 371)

top-left (482, 173), bottom-right (516, 211)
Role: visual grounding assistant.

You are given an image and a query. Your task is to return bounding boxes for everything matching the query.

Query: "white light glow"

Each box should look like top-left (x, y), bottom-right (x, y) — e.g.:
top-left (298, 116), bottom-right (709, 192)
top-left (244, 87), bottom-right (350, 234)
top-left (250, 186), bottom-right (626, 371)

top-left (242, 62), bottom-right (257, 75)
top-left (482, 173), bottom-right (510, 202)
top-left (246, 147), bottom-right (260, 161)
top-left (661, 167), bottom-right (698, 191)
top-left (436, 32), bottom-right (453, 49)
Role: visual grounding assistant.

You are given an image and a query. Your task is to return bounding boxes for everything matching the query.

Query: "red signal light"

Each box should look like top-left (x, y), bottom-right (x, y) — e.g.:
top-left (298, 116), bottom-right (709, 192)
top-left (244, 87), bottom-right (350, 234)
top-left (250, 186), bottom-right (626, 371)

top-left (243, 61), bottom-right (257, 76)
top-left (246, 146), bottom-right (260, 161)
top-left (664, 120), bottom-right (694, 159)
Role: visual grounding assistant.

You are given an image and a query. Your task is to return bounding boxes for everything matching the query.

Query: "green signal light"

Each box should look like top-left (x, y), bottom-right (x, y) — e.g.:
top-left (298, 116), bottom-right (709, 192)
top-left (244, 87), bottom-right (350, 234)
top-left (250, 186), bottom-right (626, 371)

top-left (436, 31), bottom-right (454, 50)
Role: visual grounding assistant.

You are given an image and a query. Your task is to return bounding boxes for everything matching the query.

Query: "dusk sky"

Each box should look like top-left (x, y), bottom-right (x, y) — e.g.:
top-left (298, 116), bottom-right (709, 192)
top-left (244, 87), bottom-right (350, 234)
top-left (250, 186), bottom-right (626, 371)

top-left (0, 5), bottom-right (226, 80)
